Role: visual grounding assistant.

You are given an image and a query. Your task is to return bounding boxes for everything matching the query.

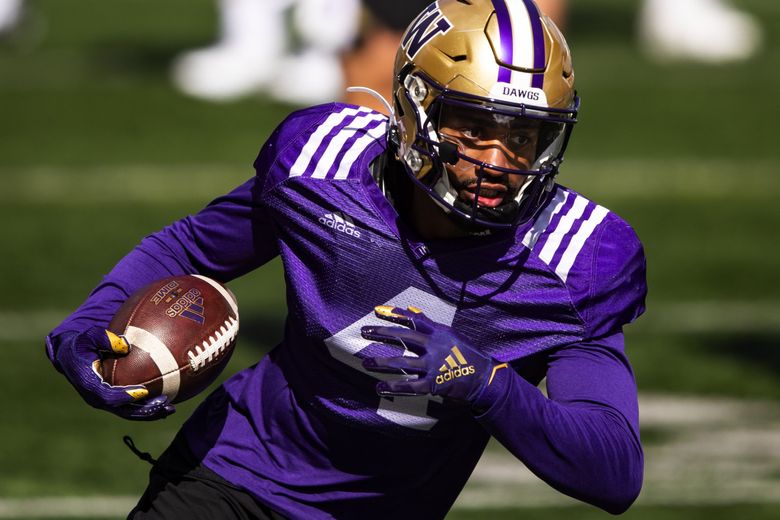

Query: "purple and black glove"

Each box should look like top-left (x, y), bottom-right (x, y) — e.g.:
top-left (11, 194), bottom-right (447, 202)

top-left (361, 306), bottom-right (508, 405)
top-left (46, 327), bottom-right (175, 421)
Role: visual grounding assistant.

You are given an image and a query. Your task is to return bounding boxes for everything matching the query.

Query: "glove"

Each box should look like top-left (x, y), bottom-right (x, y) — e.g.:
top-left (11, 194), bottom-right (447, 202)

top-left (47, 327), bottom-right (175, 421)
top-left (360, 306), bottom-right (509, 405)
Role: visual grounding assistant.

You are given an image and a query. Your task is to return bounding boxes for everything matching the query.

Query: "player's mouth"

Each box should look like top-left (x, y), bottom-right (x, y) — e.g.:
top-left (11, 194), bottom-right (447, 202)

top-left (460, 183), bottom-right (508, 208)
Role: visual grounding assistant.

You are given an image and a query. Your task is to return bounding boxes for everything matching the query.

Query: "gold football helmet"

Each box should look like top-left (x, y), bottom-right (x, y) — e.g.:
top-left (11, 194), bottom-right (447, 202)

top-left (391, 0), bottom-right (578, 228)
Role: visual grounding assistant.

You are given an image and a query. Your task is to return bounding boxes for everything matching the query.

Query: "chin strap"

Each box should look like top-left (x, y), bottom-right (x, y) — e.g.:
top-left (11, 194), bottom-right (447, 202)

top-left (453, 198), bottom-right (519, 225)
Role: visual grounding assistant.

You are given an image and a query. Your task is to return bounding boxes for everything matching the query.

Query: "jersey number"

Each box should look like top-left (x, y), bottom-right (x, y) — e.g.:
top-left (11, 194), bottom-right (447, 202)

top-left (324, 287), bottom-right (456, 431)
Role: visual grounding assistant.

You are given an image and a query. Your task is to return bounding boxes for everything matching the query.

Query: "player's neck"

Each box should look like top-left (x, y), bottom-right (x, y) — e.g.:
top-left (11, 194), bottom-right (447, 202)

top-left (379, 155), bottom-right (476, 241)
top-left (408, 183), bottom-right (470, 240)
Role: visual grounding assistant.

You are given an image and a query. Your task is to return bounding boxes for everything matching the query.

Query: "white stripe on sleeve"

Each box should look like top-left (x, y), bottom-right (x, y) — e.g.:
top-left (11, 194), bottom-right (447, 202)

top-left (289, 107), bottom-right (370, 178)
top-left (522, 189), bottom-right (569, 249)
top-left (538, 195), bottom-right (589, 264)
top-left (554, 205), bottom-right (609, 282)
top-left (310, 112), bottom-right (386, 179)
top-left (334, 122), bottom-right (388, 180)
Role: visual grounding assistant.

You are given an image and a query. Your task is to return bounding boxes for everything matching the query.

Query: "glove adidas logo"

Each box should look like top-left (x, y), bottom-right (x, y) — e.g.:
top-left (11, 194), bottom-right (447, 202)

top-left (436, 346), bottom-right (475, 385)
top-left (319, 212), bottom-right (362, 238)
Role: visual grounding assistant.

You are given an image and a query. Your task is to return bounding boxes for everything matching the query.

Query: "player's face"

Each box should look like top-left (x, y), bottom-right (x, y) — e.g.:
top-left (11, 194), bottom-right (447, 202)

top-left (438, 106), bottom-right (540, 209)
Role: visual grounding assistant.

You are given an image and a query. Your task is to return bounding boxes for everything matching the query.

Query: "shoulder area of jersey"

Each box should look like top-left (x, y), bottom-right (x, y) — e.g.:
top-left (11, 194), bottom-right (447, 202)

top-left (521, 185), bottom-right (643, 284)
top-left (256, 102), bottom-right (389, 184)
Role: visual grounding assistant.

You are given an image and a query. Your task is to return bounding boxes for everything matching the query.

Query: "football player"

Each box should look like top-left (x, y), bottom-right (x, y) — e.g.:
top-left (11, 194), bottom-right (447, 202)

top-left (46, 1), bottom-right (647, 518)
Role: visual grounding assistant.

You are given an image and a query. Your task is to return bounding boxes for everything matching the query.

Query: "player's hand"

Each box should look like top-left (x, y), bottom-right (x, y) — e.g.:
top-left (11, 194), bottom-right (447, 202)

top-left (49, 327), bottom-right (175, 421)
top-left (360, 306), bottom-right (507, 405)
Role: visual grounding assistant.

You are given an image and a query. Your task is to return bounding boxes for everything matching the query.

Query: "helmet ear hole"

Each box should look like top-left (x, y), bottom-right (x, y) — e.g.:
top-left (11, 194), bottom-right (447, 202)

top-left (395, 63), bottom-right (415, 89)
top-left (405, 75), bottom-right (429, 103)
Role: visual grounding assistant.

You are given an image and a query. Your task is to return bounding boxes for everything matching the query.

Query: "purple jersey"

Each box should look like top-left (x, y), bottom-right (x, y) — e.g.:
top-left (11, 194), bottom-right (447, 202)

top-left (49, 104), bottom-right (646, 518)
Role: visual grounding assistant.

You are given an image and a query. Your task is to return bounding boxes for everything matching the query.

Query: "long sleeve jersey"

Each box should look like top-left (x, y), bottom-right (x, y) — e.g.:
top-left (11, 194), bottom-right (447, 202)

top-left (48, 103), bottom-right (647, 519)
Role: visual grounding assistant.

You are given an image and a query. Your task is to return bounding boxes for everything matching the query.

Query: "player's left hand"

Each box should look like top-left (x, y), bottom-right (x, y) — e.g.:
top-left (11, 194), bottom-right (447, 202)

top-left (361, 306), bottom-right (506, 404)
top-left (47, 328), bottom-right (175, 421)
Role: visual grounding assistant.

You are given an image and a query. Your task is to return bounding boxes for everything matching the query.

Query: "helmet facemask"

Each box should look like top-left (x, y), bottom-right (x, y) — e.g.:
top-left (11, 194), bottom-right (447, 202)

top-left (398, 70), bottom-right (578, 229)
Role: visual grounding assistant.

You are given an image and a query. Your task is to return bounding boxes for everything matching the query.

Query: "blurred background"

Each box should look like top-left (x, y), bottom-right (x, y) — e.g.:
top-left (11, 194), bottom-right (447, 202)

top-left (1, 0), bottom-right (779, 518)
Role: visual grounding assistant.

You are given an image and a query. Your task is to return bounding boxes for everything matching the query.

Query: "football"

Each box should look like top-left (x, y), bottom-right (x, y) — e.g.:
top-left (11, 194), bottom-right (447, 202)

top-left (100, 274), bottom-right (239, 404)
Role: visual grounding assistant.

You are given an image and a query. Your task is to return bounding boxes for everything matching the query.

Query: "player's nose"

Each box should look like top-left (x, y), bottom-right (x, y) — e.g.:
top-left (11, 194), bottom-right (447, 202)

top-left (475, 142), bottom-right (515, 174)
top-left (476, 140), bottom-right (513, 169)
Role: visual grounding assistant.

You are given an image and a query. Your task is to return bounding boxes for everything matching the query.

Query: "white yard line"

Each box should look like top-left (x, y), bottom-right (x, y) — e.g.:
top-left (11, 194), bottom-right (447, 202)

top-left (0, 496), bottom-right (137, 518)
top-left (639, 394), bottom-right (780, 427)
top-left (637, 301), bottom-right (780, 333)
top-left (458, 394), bottom-right (780, 509)
top-left (563, 158), bottom-right (779, 200)
top-left (1, 165), bottom-right (250, 204)
top-left (0, 496), bottom-right (138, 518)
top-left (2, 160), bottom-right (778, 203)
top-left (0, 311), bottom-right (65, 342)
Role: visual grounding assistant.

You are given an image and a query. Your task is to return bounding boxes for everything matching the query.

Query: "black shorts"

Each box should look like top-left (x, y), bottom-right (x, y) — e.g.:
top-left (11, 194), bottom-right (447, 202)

top-left (363, 0), bottom-right (433, 31)
top-left (128, 434), bottom-right (286, 520)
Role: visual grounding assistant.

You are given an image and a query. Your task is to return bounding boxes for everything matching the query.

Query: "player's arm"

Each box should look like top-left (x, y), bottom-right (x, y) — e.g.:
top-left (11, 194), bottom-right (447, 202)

top-left (45, 113), bottom-right (289, 414)
top-left (47, 172), bottom-right (278, 341)
top-left (46, 106), bottom-right (339, 419)
top-left (46, 107), bottom-right (325, 349)
top-left (361, 308), bottom-right (641, 513)
top-left (45, 175), bottom-right (279, 419)
top-left (471, 332), bottom-right (643, 514)
top-left (465, 214), bottom-right (647, 512)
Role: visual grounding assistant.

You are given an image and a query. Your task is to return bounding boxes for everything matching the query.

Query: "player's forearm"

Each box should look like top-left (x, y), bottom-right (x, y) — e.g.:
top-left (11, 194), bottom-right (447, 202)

top-left (473, 360), bottom-right (643, 513)
top-left (48, 176), bottom-right (274, 341)
top-left (47, 227), bottom-right (197, 350)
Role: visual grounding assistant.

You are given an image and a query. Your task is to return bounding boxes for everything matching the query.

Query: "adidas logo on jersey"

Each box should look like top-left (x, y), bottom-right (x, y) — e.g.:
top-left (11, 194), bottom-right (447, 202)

top-left (319, 212), bottom-right (362, 238)
top-left (435, 346), bottom-right (475, 385)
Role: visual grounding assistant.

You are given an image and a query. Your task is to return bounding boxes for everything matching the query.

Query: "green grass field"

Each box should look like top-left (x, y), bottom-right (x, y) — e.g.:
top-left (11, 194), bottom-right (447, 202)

top-left (1, 0), bottom-right (779, 518)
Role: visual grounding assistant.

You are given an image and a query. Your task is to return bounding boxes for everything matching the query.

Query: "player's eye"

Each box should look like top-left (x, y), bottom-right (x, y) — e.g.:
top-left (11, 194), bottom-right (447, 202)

top-left (458, 125), bottom-right (491, 141)
top-left (507, 134), bottom-right (531, 148)
top-left (458, 127), bottom-right (479, 139)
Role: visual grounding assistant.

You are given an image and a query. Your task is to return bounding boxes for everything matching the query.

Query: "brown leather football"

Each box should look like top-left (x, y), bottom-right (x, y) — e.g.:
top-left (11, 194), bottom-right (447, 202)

top-left (100, 275), bottom-right (239, 404)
